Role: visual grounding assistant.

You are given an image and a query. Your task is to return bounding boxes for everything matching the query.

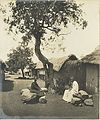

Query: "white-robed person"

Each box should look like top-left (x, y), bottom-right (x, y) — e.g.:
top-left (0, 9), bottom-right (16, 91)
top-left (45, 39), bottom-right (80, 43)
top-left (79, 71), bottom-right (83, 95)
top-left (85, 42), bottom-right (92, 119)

top-left (63, 76), bottom-right (79, 103)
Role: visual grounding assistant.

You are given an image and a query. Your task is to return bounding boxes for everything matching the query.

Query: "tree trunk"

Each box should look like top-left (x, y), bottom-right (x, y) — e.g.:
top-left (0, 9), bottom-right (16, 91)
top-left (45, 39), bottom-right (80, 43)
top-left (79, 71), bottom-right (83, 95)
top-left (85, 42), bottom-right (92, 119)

top-left (21, 69), bottom-right (25, 78)
top-left (34, 35), bottom-right (55, 89)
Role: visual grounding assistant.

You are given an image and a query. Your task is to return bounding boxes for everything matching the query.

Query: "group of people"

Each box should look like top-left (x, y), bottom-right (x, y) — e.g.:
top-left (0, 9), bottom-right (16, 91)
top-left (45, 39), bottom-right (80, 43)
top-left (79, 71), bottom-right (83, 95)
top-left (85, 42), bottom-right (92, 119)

top-left (20, 76), bottom-right (93, 106)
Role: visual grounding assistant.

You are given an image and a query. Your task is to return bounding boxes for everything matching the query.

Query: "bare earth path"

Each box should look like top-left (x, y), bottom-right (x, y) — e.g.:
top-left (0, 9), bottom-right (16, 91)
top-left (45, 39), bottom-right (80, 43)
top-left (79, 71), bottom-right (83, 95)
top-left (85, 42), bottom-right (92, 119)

top-left (0, 74), bottom-right (99, 119)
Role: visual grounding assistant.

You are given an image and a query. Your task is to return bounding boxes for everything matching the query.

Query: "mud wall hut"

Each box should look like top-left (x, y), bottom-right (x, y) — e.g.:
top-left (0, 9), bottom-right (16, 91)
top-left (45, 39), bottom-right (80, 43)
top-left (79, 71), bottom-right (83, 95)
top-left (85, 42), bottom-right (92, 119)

top-left (59, 56), bottom-right (86, 91)
top-left (59, 48), bottom-right (100, 94)
top-left (81, 46), bottom-right (100, 94)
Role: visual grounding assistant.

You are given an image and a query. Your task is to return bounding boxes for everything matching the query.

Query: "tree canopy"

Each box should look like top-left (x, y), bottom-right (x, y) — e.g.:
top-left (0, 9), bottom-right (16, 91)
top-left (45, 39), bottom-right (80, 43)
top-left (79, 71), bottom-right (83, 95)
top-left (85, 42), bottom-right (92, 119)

top-left (6, 42), bottom-right (34, 77)
top-left (3, 0), bottom-right (87, 89)
top-left (5, 0), bottom-right (87, 39)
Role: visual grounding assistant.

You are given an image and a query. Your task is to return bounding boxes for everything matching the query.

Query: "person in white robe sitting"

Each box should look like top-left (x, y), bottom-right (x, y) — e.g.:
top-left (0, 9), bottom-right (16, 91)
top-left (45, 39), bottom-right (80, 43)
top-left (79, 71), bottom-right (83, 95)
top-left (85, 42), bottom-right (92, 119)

top-left (63, 76), bottom-right (79, 103)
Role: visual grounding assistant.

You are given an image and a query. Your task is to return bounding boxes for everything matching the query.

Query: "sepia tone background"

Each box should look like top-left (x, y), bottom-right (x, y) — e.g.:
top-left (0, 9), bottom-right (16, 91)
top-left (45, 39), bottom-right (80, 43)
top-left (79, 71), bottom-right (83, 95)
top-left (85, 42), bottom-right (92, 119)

top-left (0, 0), bottom-right (99, 119)
top-left (0, 0), bottom-right (99, 62)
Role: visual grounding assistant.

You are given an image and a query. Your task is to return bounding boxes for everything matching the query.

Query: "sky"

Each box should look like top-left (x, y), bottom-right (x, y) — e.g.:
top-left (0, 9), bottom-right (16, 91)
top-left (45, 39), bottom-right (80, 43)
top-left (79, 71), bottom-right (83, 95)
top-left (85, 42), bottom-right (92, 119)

top-left (0, 0), bottom-right (99, 62)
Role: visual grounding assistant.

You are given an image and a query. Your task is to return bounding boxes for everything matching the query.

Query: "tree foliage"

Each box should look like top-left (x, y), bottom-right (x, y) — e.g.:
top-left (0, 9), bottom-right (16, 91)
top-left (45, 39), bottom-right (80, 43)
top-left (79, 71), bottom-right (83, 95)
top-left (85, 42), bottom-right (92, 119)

top-left (6, 42), bottom-right (34, 77)
top-left (3, 0), bottom-right (87, 89)
top-left (5, 0), bottom-right (87, 39)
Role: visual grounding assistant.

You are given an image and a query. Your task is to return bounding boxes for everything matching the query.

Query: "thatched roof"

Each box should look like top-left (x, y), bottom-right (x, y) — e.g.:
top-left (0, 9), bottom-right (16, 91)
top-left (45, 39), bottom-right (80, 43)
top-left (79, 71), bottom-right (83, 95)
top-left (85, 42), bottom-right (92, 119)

top-left (36, 56), bottom-right (68, 71)
top-left (81, 46), bottom-right (100, 64)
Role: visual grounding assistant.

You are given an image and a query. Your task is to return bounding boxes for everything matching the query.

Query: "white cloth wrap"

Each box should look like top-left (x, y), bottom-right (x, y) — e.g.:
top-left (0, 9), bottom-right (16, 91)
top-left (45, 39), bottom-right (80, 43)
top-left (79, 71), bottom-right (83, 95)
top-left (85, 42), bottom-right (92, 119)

top-left (21, 89), bottom-right (36, 101)
top-left (63, 81), bottom-right (79, 102)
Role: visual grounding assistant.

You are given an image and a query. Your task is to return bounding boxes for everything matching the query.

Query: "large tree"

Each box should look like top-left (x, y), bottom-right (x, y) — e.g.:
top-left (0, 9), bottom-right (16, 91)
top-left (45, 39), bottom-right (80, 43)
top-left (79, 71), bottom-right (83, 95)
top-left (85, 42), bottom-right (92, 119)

top-left (6, 42), bottom-right (34, 78)
top-left (3, 0), bottom-right (87, 89)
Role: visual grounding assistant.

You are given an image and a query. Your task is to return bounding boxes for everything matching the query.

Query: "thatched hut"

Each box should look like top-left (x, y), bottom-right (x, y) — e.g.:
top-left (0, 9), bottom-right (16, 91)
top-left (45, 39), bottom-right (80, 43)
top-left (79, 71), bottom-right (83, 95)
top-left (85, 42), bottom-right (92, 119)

top-left (34, 56), bottom-right (68, 80)
top-left (59, 48), bottom-right (100, 94)
top-left (36, 57), bottom-right (68, 71)
top-left (59, 55), bottom-right (86, 91)
top-left (81, 46), bottom-right (100, 94)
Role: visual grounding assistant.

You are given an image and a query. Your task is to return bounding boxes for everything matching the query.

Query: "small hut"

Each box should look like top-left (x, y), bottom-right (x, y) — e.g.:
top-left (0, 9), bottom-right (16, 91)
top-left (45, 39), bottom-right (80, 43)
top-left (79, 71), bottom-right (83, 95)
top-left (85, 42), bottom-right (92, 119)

top-left (59, 49), bottom-right (100, 94)
top-left (81, 46), bottom-right (100, 94)
top-left (59, 55), bottom-right (86, 91)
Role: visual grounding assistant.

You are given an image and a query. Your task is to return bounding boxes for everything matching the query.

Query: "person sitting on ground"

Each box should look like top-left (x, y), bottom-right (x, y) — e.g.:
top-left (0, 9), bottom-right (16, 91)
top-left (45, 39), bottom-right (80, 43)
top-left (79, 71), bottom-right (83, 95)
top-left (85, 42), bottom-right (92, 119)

top-left (30, 79), bottom-right (41, 93)
top-left (63, 76), bottom-right (79, 103)
top-left (70, 77), bottom-right (79, 95)
top-left (21, 77), bottom-right (46, 104)
top-left (30, 78), bottom-right (46, 99)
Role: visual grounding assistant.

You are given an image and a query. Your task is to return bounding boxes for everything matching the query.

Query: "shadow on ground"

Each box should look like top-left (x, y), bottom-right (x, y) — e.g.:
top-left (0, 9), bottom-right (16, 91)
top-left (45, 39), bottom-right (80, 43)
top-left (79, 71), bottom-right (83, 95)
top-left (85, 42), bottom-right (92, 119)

top-left (2, 80), bottom-right (14, 92)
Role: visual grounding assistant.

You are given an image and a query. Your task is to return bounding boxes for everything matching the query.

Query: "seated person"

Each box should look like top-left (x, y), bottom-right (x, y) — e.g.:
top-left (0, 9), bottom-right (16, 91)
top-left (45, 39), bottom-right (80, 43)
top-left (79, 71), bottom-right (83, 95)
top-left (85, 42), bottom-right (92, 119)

top-left (63, 76), bottom-right (79, 103)
top-left (30, 79), bottom-right (41, 93)
top-left (21, 78), bottom-right (45, 104)
top-left (30, 79), bottom-right (45, 98)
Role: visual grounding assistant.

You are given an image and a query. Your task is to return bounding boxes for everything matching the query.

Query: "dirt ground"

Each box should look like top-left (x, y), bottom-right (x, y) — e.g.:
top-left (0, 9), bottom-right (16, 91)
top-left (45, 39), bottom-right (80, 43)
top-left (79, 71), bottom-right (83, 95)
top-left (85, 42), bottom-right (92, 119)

top-left (0, 74), bottom-right (99, 119)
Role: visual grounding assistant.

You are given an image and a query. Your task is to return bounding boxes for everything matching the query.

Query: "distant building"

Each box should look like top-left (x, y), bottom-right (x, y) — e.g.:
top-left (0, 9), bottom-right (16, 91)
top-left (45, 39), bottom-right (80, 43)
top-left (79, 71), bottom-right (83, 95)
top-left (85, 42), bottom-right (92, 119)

top-left (33, 57), bottom-right (68, 80)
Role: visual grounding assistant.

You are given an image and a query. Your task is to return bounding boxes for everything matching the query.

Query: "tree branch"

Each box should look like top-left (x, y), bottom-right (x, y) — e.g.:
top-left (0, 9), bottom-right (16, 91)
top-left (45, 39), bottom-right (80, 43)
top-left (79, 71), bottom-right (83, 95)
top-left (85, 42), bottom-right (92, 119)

top-left (43, 26), bottom-right (58, 32)
top-left (57, 31), bottom-right (71, 36)
top-left (41, 16), bottom-right (45, 27)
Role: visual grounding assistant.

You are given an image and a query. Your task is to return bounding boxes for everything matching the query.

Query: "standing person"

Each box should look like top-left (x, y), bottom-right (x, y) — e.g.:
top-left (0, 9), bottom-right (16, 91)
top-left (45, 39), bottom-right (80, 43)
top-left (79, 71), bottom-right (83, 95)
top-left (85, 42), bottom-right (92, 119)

top-left (62, 76), bottom-right (79, 103)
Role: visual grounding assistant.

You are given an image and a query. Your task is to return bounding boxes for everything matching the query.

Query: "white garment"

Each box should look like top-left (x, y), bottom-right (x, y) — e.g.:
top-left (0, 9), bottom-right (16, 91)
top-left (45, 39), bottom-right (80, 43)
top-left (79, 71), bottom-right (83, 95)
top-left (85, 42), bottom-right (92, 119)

top-left (41, 88), bottom-right (48, 91)
top-left (63, 81), bottom-right (79, 102)
top-left (63, 90), bottom-right (73, 102)
top-left (71, 81), bottom-right (79, 95)
top-left (21, 89), bottom-right (36, 101)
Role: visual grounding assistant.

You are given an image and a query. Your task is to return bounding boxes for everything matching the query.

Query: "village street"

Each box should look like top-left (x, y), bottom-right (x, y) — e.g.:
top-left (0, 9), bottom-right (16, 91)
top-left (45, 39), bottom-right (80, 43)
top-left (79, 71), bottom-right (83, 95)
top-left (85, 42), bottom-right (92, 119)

top-left (0, 74), bottom-right (99, 119)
